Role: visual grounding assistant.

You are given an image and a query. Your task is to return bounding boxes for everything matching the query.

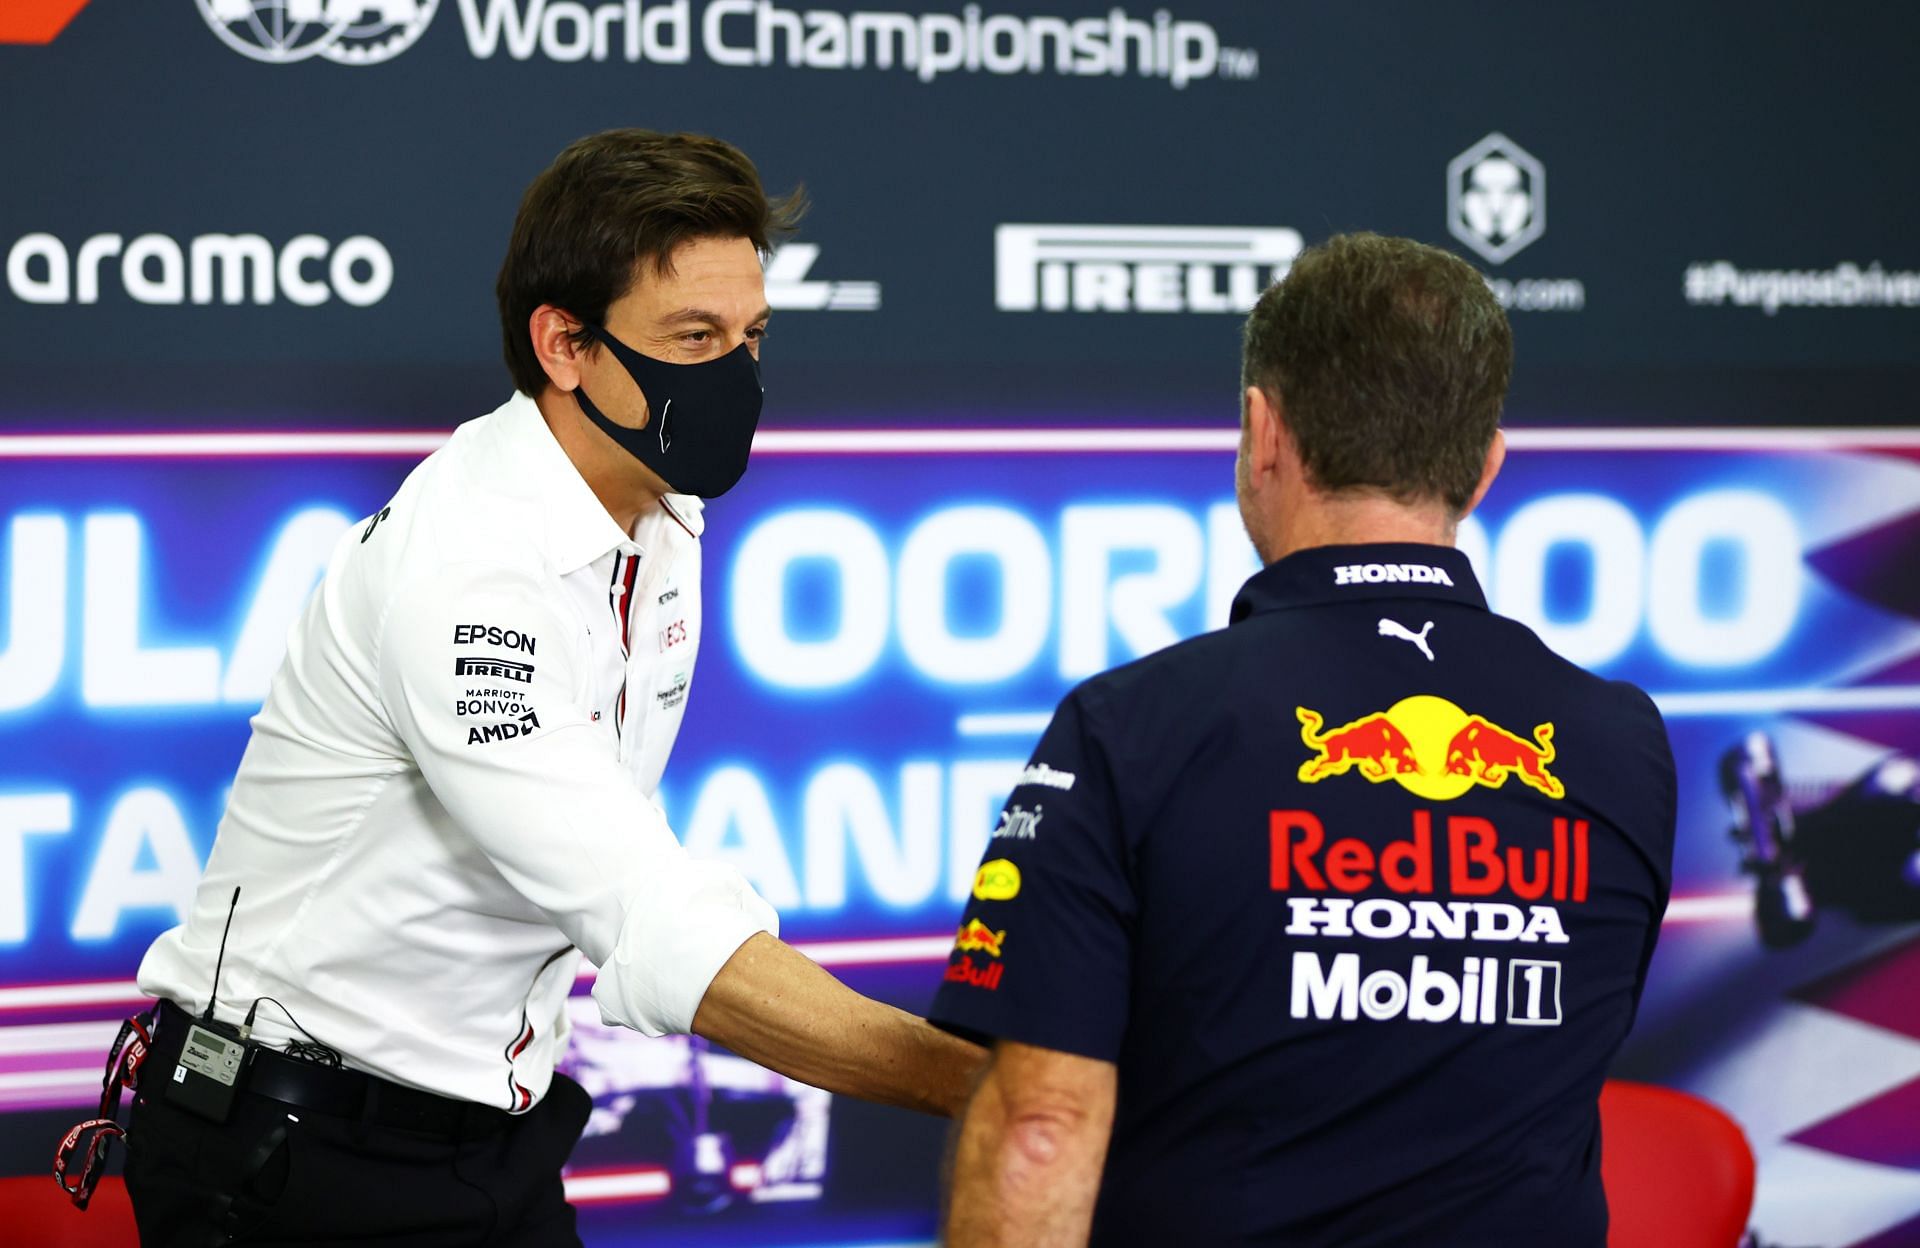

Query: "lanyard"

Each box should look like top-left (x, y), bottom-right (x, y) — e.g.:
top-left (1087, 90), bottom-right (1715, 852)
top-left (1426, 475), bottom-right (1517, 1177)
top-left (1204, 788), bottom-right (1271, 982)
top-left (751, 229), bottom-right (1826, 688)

top-left (54, 1008), bottom-right (154, 1209)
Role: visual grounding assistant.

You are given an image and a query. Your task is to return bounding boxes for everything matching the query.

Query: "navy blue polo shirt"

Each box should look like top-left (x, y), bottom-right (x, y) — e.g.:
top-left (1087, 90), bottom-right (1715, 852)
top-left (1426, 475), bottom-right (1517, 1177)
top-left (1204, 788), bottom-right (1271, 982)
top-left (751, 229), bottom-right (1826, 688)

top-left (930, 542), bottom-right (1675, 1248)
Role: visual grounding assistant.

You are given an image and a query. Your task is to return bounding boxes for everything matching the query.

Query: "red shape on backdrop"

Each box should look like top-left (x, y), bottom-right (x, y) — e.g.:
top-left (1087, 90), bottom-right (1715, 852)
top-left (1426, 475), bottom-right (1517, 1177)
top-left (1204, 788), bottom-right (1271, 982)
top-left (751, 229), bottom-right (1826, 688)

top-left (0, 0), bottom-right (92, 44)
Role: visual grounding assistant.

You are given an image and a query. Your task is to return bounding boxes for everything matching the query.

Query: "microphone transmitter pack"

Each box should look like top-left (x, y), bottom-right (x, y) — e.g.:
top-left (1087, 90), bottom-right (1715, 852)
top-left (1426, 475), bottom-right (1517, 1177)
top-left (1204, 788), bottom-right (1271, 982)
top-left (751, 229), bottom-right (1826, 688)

top-left (161, 885), bottom-right (254, 1124)
top-left (164, 1019), bottom-right (251, 1124)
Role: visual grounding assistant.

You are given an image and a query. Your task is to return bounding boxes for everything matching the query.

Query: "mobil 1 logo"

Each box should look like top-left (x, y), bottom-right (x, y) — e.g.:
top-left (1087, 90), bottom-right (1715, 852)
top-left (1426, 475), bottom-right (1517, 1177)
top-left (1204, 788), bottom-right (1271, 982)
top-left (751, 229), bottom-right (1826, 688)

top-left (1290, 953), bottom-right (1564, 1027)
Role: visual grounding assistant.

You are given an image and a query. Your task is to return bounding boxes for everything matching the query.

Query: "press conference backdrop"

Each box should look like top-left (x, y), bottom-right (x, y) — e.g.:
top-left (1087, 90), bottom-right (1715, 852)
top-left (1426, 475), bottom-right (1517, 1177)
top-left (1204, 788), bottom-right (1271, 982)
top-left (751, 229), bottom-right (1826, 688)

top-left (3, 4), bottom-right (1918, 1245)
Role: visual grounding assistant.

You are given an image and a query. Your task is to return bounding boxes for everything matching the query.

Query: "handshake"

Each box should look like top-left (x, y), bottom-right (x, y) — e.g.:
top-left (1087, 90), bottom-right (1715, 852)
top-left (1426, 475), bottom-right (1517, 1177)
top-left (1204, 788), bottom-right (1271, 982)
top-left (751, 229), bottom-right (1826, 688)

top-left (688, 927), bottom-right (985, 1121)
top-left (687, 863), bottom-right (1104, 1248)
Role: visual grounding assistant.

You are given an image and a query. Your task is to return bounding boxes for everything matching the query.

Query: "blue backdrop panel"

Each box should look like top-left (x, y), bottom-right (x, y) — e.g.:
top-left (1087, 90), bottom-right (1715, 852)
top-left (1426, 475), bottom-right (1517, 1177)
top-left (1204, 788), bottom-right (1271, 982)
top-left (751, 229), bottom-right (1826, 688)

top-left (1, 430), bottom-right (1916, 1244)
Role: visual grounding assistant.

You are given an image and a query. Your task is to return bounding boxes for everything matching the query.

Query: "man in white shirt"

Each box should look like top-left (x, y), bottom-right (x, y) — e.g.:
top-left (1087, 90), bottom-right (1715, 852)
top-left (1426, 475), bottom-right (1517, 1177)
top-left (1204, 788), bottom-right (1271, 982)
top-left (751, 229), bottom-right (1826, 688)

top-left (114, 130), bottom-right (981, 1246)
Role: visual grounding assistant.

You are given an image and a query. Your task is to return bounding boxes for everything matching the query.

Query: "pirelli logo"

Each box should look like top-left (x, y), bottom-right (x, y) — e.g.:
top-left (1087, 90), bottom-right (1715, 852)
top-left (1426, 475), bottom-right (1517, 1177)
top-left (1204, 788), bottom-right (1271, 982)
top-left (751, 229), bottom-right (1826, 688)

top-left (454, 657), bottom-right (533, 683)
top-left (995, 224), bottom-right (1302, 314)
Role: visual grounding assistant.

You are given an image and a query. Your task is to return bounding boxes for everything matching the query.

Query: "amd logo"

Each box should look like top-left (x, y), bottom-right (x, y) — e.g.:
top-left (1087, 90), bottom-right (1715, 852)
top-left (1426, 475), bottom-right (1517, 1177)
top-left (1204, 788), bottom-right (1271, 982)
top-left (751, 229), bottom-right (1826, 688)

top-left (996, 224), bottom-right (1301, 313)
top-left (5, 232), bottom-right (394, 307)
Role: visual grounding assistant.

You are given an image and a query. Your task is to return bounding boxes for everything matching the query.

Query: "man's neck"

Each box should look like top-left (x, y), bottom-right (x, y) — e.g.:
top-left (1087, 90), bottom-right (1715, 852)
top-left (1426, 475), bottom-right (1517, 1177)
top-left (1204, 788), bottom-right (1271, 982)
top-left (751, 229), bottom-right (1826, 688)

top-left (1266, 492), bottom-right (1456, 564)
top-left (534, 389), bottom-right (663, 534)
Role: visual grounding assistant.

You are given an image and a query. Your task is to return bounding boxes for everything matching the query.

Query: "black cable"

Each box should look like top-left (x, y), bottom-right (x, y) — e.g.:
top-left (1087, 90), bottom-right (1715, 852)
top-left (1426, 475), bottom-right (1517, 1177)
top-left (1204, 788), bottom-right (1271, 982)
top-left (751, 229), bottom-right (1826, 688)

top-left (203, 886), bottom-right (241, 1024)
top-left (241, 996), bottom-right (341, 1067)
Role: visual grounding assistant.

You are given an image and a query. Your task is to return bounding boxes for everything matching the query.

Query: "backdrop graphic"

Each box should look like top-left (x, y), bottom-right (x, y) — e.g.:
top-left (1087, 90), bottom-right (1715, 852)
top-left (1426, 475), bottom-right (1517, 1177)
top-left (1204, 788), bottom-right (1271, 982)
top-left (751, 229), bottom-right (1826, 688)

top-left (3, 3), bottom-right (1918, 1245)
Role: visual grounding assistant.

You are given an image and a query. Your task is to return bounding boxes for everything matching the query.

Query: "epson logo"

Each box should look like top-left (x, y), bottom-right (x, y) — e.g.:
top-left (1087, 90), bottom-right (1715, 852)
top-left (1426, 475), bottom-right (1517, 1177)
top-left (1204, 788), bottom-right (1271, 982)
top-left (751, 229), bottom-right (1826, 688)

top-left (452, 624), bottom-right (537, 655)
top-left (995, 225), bottom-right (1300, 313)
top-left (5, 233), bottom-right (394, 308)
top-left (1333, 563), bottom-right (1455, 587)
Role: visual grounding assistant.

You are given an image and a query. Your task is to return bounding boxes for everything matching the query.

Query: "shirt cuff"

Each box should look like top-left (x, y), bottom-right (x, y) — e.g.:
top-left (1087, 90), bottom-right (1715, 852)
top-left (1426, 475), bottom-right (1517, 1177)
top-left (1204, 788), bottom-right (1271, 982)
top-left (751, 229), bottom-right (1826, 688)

top-left (590, 860), bottom-right (780, 1037)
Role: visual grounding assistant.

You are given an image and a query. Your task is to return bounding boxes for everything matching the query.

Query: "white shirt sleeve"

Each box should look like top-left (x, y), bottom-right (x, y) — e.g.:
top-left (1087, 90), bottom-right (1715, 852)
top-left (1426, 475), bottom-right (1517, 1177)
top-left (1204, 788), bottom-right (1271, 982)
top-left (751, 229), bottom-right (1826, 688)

top-left (376, 560), bottom-right (777, 1038)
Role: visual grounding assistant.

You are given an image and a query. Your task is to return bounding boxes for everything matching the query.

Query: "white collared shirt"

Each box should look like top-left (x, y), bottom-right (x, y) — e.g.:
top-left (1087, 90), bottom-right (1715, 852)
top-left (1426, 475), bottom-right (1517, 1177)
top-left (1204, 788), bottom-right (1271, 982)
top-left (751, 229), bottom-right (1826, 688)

top-left (137, 393), bottom-right (777, 1110)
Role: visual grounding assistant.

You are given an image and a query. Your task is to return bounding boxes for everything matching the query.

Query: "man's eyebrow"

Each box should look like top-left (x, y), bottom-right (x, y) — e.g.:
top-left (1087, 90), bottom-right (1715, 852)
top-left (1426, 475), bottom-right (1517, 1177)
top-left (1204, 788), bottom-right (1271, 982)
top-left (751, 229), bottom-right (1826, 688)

top-left (659, 306), bottom-right (774, 327)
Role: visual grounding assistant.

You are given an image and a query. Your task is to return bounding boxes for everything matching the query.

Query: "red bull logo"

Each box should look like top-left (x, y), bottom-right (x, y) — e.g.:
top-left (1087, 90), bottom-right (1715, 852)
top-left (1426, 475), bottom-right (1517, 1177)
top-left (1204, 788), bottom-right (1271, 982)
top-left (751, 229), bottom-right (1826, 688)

top-left (1443, 716), bottom-right (1563, 799)
top-left (1297, 710), bottom-right (1420, 782)
top-left (944, 956), bottom-right (1004, 991)
top-left (954, 919), bottom-right (1007, 958)
top-left (1296, 696), bottom-right (1563, 801)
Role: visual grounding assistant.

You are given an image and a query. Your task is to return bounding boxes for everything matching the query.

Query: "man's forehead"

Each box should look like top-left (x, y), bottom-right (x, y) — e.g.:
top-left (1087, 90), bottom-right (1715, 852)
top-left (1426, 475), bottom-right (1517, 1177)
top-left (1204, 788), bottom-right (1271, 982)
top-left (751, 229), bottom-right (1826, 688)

top-left (638, 235), bottom-right (763, 283)
top-left (617, 237), bottom-right (765, 318)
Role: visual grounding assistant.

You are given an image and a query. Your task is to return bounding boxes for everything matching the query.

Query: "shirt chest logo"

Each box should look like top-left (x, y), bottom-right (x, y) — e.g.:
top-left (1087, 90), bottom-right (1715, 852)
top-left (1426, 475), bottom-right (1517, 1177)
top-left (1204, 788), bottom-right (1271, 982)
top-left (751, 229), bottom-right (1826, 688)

top-left (454, 657), bottom-right (534, 683)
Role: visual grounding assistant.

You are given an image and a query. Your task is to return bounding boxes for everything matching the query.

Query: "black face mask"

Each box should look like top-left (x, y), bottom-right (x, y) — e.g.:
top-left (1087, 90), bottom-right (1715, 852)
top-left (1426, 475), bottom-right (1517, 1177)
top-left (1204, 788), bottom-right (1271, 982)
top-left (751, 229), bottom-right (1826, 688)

top-left (571, 322), bottom-right (764, 499)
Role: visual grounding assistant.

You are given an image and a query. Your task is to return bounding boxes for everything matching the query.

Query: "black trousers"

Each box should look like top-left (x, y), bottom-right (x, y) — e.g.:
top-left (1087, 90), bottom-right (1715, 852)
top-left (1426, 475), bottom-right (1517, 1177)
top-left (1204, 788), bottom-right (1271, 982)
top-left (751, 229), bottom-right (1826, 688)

top-left (123, 1069), bottom-right (592, 1246)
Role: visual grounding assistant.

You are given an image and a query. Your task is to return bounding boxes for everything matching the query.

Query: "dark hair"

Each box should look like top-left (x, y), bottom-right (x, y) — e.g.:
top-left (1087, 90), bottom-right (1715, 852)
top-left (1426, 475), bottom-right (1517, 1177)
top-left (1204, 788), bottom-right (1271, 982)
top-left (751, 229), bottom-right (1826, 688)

top-left (496, 129), bottom-right (805, 396)
top-left (1240, 232), bottom-right (1513, 513)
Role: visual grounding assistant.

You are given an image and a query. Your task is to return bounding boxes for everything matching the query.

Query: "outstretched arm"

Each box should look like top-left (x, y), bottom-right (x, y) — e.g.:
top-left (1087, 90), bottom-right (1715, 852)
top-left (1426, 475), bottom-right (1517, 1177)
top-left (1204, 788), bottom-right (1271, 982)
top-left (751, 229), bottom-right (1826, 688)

top-left (944, 1040), bottom-right (1117, 1247)
top-left (692, 932), bottom-right (986, 1117)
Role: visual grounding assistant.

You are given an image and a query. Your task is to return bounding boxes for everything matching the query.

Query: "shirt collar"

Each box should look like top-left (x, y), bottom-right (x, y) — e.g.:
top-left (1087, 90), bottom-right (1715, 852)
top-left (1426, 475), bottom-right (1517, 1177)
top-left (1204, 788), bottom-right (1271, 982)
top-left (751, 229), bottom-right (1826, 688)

top-left (485, 392), bottom-right (705, 574)
top-left (1229, 543), bottom-right (1488, 622)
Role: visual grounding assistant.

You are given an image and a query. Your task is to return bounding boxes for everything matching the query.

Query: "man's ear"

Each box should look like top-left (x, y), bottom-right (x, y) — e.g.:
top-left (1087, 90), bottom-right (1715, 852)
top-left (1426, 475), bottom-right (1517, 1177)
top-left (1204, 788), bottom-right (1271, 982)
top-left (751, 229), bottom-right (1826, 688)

top-left (1244, 385), bottom-right (1286, 482)
top-left (530, 305), bottom-right (588, 394)
top-left (1461, 429), bottom-right (1506, 520)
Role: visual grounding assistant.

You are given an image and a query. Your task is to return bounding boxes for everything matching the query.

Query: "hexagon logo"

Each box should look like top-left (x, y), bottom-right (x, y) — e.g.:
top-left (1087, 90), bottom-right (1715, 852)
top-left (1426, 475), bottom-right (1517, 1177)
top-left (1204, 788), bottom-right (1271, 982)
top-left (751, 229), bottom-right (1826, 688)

top-left (1447, 132), bottom-right (1545, 266)
top-left (197, 0), bottom-right (438, 66)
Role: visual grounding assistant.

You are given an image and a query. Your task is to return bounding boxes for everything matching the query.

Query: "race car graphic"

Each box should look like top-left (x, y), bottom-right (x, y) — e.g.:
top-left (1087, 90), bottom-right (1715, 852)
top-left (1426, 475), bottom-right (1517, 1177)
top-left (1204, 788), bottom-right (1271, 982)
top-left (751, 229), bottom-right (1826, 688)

top-left (559, 1001), bottom-right (831, 1215)
top-left (1722, 732), bottom-right (1920, 948)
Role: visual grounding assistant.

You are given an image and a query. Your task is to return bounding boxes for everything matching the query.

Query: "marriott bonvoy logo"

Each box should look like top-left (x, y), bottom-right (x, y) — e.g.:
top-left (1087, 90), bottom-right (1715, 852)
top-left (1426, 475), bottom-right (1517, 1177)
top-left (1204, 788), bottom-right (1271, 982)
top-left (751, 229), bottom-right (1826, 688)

top-left (201, 1), bottom-right (1262, 86)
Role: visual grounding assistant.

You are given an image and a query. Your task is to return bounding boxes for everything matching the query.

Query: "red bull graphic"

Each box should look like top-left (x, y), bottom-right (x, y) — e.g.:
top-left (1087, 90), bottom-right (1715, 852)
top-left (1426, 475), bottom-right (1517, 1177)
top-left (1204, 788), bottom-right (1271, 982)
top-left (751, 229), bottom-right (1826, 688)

top-left (1296, 709), bottom-right (1419, 782)
top-left (954, 919), bottom-right (1007, 958)
top-left (1296, 696), bottom-right (1564, 801)
top-left (1444, 716), bottom-right (1563, 799)
top-left (943, 956), bottom-right (1004, 991)
top-left (1269, 809), bottom-right (1590, 903)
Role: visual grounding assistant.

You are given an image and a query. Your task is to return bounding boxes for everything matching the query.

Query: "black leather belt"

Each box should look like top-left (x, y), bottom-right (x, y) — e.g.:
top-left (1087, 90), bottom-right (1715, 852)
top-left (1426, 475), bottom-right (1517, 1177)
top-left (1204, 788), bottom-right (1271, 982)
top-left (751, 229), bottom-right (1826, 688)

top-left (151, 999), bottom-right (511, 1140)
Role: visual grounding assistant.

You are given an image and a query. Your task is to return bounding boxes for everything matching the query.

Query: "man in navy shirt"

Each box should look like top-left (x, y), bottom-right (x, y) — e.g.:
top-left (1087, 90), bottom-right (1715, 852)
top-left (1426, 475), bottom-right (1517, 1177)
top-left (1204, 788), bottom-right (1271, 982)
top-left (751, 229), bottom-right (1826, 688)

top-left (933, 232), bottom-right (1675, 1247)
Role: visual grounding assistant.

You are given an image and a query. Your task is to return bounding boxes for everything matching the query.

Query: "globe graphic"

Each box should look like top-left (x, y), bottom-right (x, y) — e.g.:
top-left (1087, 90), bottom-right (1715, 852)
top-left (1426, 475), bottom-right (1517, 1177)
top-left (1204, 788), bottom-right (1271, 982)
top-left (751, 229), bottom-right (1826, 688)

top-left (196, 0), bottom-right (438, 65)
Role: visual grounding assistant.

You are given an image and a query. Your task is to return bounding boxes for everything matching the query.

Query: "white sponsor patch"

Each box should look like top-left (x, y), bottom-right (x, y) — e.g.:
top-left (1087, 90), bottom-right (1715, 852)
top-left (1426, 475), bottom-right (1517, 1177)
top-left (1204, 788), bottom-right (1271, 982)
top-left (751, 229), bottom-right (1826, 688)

top-left (1333, 563), bottom-right (1454, 587)
top-left (1015, 763), bottom-right (1075, 790)
top-left (992, 803), bottom-right (1044, 840)
top-left (1289, 952), bottom-right (1563, 1027)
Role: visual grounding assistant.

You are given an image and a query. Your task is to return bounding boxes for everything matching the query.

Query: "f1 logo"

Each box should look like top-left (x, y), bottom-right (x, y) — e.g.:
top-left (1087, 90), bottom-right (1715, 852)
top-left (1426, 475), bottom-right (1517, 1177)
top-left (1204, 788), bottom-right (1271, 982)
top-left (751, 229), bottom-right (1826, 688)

top-left (0, 0), bottom-right (92, 43)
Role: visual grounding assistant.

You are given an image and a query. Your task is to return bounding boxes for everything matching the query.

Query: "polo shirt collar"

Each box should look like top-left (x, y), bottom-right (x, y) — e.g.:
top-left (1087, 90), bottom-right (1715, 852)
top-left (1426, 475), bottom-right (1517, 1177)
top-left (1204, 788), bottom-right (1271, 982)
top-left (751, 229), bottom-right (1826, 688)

top-left (1230, 543), bottom-right (1487, 622)
top-left (489, 393), bottom-right (705, 573)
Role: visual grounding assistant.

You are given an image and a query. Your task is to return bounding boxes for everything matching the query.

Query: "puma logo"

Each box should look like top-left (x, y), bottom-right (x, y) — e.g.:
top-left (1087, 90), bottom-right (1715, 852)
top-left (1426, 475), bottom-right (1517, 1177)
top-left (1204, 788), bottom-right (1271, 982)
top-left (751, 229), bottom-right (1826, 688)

top-left (1378, 618), bottom-right (1435, 662)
